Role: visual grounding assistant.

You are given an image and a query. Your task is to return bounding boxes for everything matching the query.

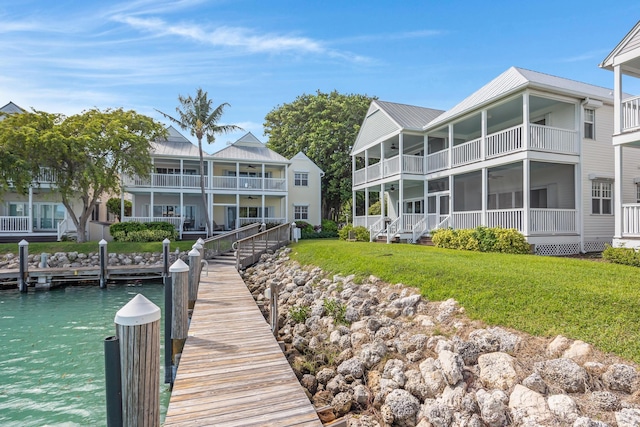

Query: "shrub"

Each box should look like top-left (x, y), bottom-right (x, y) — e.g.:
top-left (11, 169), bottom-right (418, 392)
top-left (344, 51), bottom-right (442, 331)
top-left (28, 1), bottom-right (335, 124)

top-left (293, 221), bottom-right (314, 233)
top-left (431, 226), bottom-right (529, 254)
top-left (338, 224), bottom-right (369, 242)
top-left (321, 219), bottom-right (338, 234)
top-left (110, 221), bottom-right (178, 242)
top-left (322, 298), bottom-right (349, 325)
top-left (602, 245), bottom-right (640, 267)
top-left (289, 305), bottom-right (310, 323)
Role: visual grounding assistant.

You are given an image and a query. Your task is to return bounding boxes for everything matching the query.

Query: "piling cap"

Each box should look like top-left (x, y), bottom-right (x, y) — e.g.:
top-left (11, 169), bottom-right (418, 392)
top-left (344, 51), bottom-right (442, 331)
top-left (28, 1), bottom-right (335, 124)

top-left (169, 258), bottom-right (189, 273)
top-left (189, 248), bottom-right (200, 256)
top-left (19, 239), bottom-right (29, 247)
top-left (163, 238), bottom-right (171, 245)
top-left (196, 238), bottom-right (205, 245)
top-left (114, 294), bottom-right (160, 326)
top-left (99, 239), bottom-right (108, 246)
top-left (192, 242), bottom-right (203, 250)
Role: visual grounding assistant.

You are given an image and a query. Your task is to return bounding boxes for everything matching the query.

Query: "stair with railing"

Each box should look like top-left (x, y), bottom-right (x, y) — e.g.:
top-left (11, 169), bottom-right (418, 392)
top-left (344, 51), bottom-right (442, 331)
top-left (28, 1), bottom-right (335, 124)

top-left (57, 218), bottom-right (77, 241)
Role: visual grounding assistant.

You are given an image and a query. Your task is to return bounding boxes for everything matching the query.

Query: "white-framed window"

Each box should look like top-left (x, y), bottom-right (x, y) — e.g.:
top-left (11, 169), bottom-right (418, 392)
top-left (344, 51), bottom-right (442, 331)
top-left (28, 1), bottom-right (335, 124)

top-left (294, 205), bottom-right (309, 220)
top-left (637, 184), bottom-right (640, 203)
top-left (584, 108), bottom-right (595, 139)
top-left (294, 172), bottom-right (309, 186)
top-left (9, 202), bottom-right (28, 216)
top-left (239, 206), bottom-right (274, 218)
top-left (591, 181), bottom-right (612, 214)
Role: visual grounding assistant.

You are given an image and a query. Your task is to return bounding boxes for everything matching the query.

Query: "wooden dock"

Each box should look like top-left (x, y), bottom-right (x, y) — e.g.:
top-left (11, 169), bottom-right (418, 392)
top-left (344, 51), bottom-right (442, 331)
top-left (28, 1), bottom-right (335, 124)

top-left (0, 264), bottom-right (164, 283)
top-left (163, 259), bottom-right (322, 427)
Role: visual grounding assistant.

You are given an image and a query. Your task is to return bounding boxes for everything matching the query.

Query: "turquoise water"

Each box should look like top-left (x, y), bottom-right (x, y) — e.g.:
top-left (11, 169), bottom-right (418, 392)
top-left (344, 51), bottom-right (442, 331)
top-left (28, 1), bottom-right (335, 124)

top-left (0, 283), bottom-right (171, 426)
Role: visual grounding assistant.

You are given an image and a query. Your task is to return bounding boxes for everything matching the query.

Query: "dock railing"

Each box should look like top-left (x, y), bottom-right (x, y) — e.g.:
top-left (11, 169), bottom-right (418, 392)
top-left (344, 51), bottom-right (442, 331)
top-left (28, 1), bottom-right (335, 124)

top-left (234, 223), bottom-right (291, 270)
top-left (201, 223), bottom-right (261, 259)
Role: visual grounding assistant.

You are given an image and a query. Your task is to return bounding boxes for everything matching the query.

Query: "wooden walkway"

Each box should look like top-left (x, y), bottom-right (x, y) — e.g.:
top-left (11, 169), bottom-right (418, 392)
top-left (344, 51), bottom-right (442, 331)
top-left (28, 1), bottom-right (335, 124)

top-left (163, 259), bottom-right (322, 427)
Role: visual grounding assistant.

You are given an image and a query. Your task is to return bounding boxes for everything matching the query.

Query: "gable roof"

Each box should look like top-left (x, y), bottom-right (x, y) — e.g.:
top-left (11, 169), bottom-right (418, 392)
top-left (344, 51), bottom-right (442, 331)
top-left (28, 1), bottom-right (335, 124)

top-left (351, 100), bottom-right (444, 154)
top-left (600, 20), bottom-right (640, 78)
top-left (290, 152), bottom-right (324, 175)
top-left (150, 125), bottom-right (201, 157)
top-left (0, 102), bottom-right (24, 119)
top-left (425, 67), bottom-right (614, 130)
top-left (211, 132), bottom-right (289, 163)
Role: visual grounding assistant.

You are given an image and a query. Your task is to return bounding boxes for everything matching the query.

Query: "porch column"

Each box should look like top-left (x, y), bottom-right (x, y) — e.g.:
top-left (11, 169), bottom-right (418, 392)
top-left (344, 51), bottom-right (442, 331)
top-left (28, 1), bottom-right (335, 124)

top-left (352, 190), bottom-right (356, 224)
top-left (481, 168), bottom-right (487, 226)
top-left (180, 159), bottom-right (184, 188)
top-left (380, 185), bottom-right (386, 222)
top-left (423, 134), bottom-right (428, 174)
top-left (261, 164), bottom-right (265, 190)
top-left (523, 159), bottom-right (530, 236)
top-left (448, 175), bottom-right (453, 222)
top-left (399, 181), bottom-right (404, 232)
top-left (380, 145), bottom-right (386, 179)
top-left (614, 65), bottom-right (622, 134)
top-left (522, 92), bottom-right (530, 150)
top-left (447, 125), bottom-right (453, 168)
top-left (261, 195), bottom-right (265, 223)
top-left (180, 192), bottom-right (184, 238)
top-left (236, 162), bottom-right (240, 189)
top-left (481, 110), bottom-right (487, 161)
top-left (365, 187), bottom-right (369, 219)
top-left (28, 187), bottom-right (33, 234)
top-left (235, 194), bottom-right (240, 230)
top-left (207, 193), bottom-right (213, 231)
top-left (614, 145), bottom-right (623, 239)
top-left (423, 179), bottom-right (428, 222)
top-left (399, 133), bottom-right (404, 173)
top-left (364, 150), bottom-right (369, 182)
top-left (150, 191), bottom-right (154, 221)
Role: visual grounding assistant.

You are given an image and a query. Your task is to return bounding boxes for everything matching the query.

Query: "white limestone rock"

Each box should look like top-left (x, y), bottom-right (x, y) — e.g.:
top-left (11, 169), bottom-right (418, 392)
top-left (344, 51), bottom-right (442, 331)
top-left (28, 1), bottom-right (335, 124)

top-left (548, 394), bottom-right (579, 423)
top-left (508, 384), bottom-right (553, 425)
top-left (478, 352), bottom-right (518, 390)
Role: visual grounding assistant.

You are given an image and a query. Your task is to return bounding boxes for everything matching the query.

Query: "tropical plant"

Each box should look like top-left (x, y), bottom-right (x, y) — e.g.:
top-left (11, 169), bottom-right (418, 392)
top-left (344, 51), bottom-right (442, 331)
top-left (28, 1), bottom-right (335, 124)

top-left (106, 197), bottom-right (132, 220)
top-left (156, 88), bottom-right (242, 236)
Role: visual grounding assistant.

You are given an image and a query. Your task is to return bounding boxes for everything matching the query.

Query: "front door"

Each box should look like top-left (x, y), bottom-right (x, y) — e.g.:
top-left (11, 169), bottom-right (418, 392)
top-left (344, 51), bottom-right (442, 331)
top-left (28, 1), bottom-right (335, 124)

top-left (226, 207), bottom-right (237, 230)
top-left (427, 193), bottom-right (450, 229)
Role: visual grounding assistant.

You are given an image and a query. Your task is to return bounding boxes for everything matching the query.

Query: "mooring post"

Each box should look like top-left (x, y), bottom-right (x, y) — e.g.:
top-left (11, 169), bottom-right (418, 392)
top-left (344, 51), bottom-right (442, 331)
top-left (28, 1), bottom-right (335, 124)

top-left (187, 247), bottom-right (200, 309)
top-left (104, 335), bottom-right (122, 427)
top-left (18, 239), bottom-right (29, 293)
top-left (99, 239), bottom-right (108, 289)
top-left (162, 238), bottom-right (170, 277)
top-left (114, 294), bottom-right (161, 427)
top-left (266, 282), bottom-right (279, 337)
top-left (169, 259), bottom-right (189, 362)
top-left (163, 275), bottom-right (174, 385)
top-left (196, 237), bottom-right (205, 259)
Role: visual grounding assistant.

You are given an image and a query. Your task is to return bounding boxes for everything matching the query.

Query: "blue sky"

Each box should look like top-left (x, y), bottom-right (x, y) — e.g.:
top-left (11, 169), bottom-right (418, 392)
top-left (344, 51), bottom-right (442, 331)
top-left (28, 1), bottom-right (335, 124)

top-left (2, 1), bottom-right (640, 152)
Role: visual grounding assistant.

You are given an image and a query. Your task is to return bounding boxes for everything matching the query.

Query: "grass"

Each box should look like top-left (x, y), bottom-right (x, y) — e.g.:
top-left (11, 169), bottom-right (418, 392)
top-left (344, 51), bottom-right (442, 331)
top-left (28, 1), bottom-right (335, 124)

top-left (289, 239), bottom-right (640, 364)
top-left (0, 240), bottom-right (197, 256)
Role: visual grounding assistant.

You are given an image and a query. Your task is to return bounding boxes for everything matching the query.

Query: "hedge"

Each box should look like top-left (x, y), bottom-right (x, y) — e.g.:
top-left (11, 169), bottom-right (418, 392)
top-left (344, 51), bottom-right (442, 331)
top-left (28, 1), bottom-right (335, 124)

top-left (602, 245), bottom-right (640, 267)
top-left (110, 221), bottom-right (178, 242)
top-left (431, 226), bottom-right (530, 254)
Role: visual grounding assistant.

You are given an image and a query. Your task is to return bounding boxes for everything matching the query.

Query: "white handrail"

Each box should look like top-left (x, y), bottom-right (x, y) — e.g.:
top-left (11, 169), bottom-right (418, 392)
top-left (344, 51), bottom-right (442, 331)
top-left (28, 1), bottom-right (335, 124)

top-left (386, 217), bottom-right (401, 244)
top-left (368, 217), bottom-right (385, 242)
top-left (411, 217), bottom-right (427, 244)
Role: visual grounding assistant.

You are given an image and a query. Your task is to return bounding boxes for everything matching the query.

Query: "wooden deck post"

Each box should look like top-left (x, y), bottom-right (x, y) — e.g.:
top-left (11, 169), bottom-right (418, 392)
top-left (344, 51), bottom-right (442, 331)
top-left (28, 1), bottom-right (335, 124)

top-left (18, 239), bottom-right (29, 293)
top-left (114, 294), bottom-right (161, 427)
top-left (169, 259), bottom-right (189, 361)
top-left (188, 247), bottom-right (200, 309)
top-left (99, 239), bottom-right (108, 289)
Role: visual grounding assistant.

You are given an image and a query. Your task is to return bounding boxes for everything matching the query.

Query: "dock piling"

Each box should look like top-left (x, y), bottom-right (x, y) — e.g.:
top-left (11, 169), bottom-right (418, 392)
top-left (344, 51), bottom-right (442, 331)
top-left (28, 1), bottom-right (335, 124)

top-left (18, 239), bottom-right (28, 293)
top-left (163, 275), bottom-right (174, 385)
top-left (169, 259), bottom-right (189, 362)
top-left (99, 239), bottom-right (108, 289)
top-left (104, 335), bottom-right (123, 427)
top-left (188, 248), bottom-right (200, 309)
top-left (162, 239), bottom-right (170, 277)
top-left (114, 294), bottom-right (161, 427)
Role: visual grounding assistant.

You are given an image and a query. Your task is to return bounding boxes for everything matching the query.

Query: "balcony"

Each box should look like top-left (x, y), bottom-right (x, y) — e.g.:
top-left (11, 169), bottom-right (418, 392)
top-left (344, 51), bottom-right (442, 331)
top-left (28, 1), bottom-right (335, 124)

top-left (123, 173), bottom-right (204, 189)
top-left (123, 173), bottom-right (286, 192)
top-left (622, 95), bottom-right (640, 132)
top-left (353, 154), bottom-right (425, 185)
top-left (0, 216), bottom-right (30, 233)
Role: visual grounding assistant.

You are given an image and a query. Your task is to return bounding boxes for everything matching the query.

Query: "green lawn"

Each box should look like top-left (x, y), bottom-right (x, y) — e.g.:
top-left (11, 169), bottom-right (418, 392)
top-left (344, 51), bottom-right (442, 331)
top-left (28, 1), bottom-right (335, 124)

top-left (289, 239), bottom-right (640, 364)
top-left (0, 240), bottom-right (196, 256)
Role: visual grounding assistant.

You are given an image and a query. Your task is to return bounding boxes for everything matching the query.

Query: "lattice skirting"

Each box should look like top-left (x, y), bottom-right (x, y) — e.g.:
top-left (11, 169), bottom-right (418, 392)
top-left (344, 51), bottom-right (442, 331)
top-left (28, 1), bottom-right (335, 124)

top-left (535, 243), bottom-right (581, 256)
top-left (583, 240), bottom-right (611, 253)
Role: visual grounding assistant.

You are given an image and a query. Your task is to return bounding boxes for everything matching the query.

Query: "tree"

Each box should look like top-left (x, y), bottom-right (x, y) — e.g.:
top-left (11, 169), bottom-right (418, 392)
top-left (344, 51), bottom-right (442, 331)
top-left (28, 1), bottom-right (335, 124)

top-left (264, 90), bottom-right (373, 220)
top-left (0, 108), bottom-right (166, 242)
top-left (106, 197), bottom-right (132, 220)
top-left (157, 88), bottom-right (242, 237)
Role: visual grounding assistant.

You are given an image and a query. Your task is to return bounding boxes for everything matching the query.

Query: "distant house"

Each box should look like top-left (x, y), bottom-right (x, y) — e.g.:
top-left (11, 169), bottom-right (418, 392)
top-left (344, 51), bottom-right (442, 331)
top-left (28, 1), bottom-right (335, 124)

top-left (351, 68), bottom-right (640, 255)
top-left (121, 129), bottom-right (324, 238)
top-left (0, 102), bottom-right (112, 242)
top-left (600, 20), bottom-right (640, 249)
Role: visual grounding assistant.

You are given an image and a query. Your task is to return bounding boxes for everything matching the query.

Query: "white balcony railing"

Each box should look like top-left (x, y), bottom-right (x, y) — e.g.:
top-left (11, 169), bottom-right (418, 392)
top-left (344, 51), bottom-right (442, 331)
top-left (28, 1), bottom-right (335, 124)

top-left (451, 211), bottom-right (482, 229)
top-left (622, 96), bottom-right (640, 132)
top-left (452, 138), bottom-right (482, 167)
top-left (401, 213), bottom-right (424, 231)
top-left (354, 215), bottom-right (382, 228)
top-left (123, 173), bottom-right (206, 189)
top-left (354, 168), bottom-right (366, 186)
top-left (367, 163), bottom-right (381, 181)
top-left (402, 155), bottom-right (424, 174)
top-left (529, 124), bottom-right (578, 154)
top-left (238, 217), bottom-right (286, 226)
top-left (427, 150), bottom-right (449, 172)
top-left (530, 209), bottom-right (577, 234)
top-left (486, 209), bottom-right (524, 231)
top-left (123, 216), bottom-right (183, 229)
top-left (0, 216), bottom-right (30, 232)
top-left (622, 204), bottom-right (640, 236)
top-left (486, 125), bottom-right (523, 158)
top-left (383, 156), bottom-right (400, 176)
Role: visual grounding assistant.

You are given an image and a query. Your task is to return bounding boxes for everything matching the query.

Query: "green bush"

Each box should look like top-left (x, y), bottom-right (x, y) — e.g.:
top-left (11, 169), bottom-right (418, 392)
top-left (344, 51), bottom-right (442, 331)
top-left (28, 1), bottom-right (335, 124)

top-left (289, 305), bottom-right (310, 323)
top-left (338, 224), bottom-right (369, 242)
top-left (602, 245), bottom-right (640, 267)
top-left (301, 230), bottom-right (338, 239)
top-left (294, 221), bottom-right (314, 233)
top-left (431, 226), bottom-right (529, 254)
top-left (110, 221), bottom-right (178, 242)
top-left (321, 219), bottom-right (338, 233)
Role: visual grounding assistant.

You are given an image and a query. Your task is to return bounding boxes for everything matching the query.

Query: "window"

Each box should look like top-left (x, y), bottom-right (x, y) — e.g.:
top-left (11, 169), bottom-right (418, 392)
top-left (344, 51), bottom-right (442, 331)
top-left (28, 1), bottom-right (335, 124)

top-left (294, 172), bottom-right (308, 186)
top-left (591, 181), bottom-right (612, 214)
top-left (637, 184), bottom-right (640, 203)
top-left (294, 205), bottom-right (309, 220)
top-left (584, 109), bottom-right (595, 139)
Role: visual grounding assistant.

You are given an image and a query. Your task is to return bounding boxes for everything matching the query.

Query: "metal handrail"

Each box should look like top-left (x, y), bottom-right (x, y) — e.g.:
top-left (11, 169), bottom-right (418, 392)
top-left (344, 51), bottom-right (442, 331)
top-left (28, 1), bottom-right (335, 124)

top-left (235, 223), bottom-right (291, 270)
top-left (201, 223), bottom-right (261, 259)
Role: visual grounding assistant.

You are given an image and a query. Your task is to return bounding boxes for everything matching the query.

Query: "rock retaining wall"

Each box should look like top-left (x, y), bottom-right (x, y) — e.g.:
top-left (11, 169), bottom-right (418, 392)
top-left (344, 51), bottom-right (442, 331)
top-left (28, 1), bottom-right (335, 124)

top-left (242, 248), bottom-right (640, 427)
top-left (0, 251), bottom-right (189, 270)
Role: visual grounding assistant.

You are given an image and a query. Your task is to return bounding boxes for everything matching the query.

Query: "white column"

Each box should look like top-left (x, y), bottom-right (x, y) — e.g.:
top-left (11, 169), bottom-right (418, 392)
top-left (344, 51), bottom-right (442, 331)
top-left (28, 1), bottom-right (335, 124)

top-left (364, 150), bottom-right (369, 182)
top-left (398, 182), bottom-right (404, 229)
top-left (614, 65), bottom-right (622, 134)
top-left (150, 191), bottom-right (154, 221)
top-left (179, 191), bottom-right (184, 238)
top-left (380, 185), bottom-right (386, 221)
top-left (180, 159), bottom-right (184, 188)
top-left (423, 134), bottom-right (428, 174)
top-left (523, 159), bottom-right (530, 236)
top-left (399, 133), bottom-right (404, 173)
top-left (352, 190), bottom-right (356, 224)
top-left (352, 156), bottom-right (357, 183)
top-left (522, 92), bottom-right (530, 150)
top-left (235, 193), bottom-right (240, 229)
top-left (481, 167), bottom-right (487, 226)
top-left (481, 110), bottom-right (487, 160)
top-left (614, 145), bottom-right (623, 239)
top-left (365, 187), bottom-right (369, 219)
top-left (261, 164), bottom-right (265, 190)
top-left (380, 144), bottom-right (386, 178)
top-left (447, 124), bottom-right (453, 168)
top-left (261, 194), bottom-right (266, 223)
top-left (448, 175), bottom-right (453, 219)
top-left (28, 187), bottom-right (33, 234)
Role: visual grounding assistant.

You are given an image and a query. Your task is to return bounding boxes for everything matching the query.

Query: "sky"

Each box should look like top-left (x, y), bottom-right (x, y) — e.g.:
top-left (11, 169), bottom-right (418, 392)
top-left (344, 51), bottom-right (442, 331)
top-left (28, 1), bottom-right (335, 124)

top-left (2, 1), bottom-right (640, 153)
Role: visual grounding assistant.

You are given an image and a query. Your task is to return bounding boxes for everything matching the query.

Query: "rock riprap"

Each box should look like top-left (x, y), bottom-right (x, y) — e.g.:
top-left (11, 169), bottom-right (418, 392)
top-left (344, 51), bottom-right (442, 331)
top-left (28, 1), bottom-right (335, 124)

top-left (242, 248), bottom-right (640, 427)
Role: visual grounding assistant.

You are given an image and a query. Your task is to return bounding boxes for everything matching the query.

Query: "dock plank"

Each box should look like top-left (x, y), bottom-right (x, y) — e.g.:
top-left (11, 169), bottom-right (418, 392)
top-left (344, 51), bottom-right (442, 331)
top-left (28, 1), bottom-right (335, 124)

top-left (163, 260), bottom-right (321, 427)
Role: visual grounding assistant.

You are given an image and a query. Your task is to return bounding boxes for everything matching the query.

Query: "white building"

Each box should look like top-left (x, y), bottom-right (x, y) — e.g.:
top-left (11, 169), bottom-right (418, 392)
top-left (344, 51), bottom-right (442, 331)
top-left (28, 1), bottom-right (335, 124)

top-left (352, 68), bottom-right (640, 255)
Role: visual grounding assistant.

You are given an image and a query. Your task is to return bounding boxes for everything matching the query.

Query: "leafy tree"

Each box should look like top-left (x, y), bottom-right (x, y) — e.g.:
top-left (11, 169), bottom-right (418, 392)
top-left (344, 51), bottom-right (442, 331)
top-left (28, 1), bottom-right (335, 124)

top-left (0, 108), bottom-right (166, 242)
top-left (106, 197), bottom-right (132, 220)
top-left (157, 88), bottom-right (242, 236)
top-left (264, 90), bottom-right (373, 220)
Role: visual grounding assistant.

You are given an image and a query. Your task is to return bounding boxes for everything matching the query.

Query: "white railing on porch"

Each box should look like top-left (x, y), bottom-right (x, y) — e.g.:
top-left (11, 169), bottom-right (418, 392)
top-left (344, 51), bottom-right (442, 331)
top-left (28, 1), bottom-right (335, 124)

top-left (452, 138), bottom-right (482, 167)
top-left (427, 150), bottom-right (449, 172)
top-left (238, 217), bottom-right (286, 226)
top-left (369, 217), bottom-right (385, 242)
top-left (383, 156), bottom-right (400, 176)
top-left (530, 209), bottom-right (577, 233)
top-left (354, 215), bottom-right (382, 228)
top-left (622, 96), bottom-right (640, 132)
top-left (123, 173), bottom-right (206, 189)
top-left (401, 214), bottom-right (424, 231)
top-left (264, 178), bottom-right (286, 191)
top-left (486, 209), bottom-right (523, 231)
top-left (622, 204), bottom-right (640, 236)
top-left (0, 216), bottom-right (30, 232)
top-left (529, 124), bottom-right (578, 154)
top-left (411, 217), bottom-right (428, 243)
top-left (402, 155), bottom-right (424, 174)
top-left (451, 211), bottom-right (483, 229)
top-left (56, 217), bottom-right (77, 241)
top-left (426, 214), bottom-right (449, 231)
top-left (367, 163), bottom-right (381, 181)
top-left (386, 217), bottom-right (401, 243)
top-left (123, 216), bottom-right (183, 228)
top-left (486, 125), bottom-right (523, 158)
top-left (353, 168), bottom-right (366, 186)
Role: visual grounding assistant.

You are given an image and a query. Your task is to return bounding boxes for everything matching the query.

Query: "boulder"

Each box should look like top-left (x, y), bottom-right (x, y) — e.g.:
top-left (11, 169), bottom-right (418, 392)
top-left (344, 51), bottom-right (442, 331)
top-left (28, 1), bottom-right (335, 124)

top-left (478, 352), bottom-right (518, 390)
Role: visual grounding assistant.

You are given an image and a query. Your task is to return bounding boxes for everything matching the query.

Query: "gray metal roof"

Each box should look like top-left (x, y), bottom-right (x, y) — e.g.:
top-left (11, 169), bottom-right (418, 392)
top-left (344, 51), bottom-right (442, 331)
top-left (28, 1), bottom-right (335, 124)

top-left (151, 126), bottom-right (202, 157)
top-left (211, 132), bottom-right (289, 163)
top-left (425, 67), bottom-right (615, 130)
top-left (375, 100), bottom-right (444, 131)
top-left (0, 102), bottom-right (24, 121)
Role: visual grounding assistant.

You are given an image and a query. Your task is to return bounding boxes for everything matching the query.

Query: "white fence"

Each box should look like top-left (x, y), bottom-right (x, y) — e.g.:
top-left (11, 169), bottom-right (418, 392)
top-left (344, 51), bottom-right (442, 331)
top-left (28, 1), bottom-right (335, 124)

top-left (623, 204), bottom-right (640, 236)
top-left (452, 138), bottom-right (482, 167)
top-left (0, 216), bottom-right (30, 232)
top-left (622, 96), bottom-right (640, 132)
top-left (529, 124), bottom-right (578, 154)
top-left (530, 209), bottom-right (577, 234)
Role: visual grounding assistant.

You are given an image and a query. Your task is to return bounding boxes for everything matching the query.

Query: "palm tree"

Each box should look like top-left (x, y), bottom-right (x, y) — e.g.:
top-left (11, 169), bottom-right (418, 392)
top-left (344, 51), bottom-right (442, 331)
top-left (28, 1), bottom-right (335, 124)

top-left (157, 88), bottom-right (242, 237)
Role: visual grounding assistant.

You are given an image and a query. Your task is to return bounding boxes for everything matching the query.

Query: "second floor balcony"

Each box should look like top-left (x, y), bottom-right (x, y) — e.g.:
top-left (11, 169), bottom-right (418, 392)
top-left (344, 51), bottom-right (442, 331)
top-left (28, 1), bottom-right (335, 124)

top-left (123, 173), bottom-right (286, 192)
top-left (622, 95), bottom-right (640, 132)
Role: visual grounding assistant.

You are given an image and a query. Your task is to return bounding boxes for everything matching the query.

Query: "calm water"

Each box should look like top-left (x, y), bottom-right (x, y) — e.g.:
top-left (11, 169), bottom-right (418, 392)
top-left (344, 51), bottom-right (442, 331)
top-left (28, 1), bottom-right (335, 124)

top-left (0, 283), bottom-right (171, 426)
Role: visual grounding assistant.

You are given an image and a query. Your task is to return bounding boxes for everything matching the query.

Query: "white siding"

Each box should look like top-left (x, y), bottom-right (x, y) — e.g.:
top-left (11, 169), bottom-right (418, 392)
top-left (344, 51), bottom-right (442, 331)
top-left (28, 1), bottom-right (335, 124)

top-left (353, 109), bottom-right (400, 153)
top-left (288, 156), bottom-right (322, 226)
top-left (620, 30), bottom-right (640, 56)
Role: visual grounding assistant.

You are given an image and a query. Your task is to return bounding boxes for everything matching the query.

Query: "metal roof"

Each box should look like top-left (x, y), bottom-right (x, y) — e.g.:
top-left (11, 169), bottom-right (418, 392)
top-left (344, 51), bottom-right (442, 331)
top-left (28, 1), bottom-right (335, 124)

top-left (0, 102), bottom-right (24, 120)
top-left (150, 126), bottom-right (201, 157)
top-left (425, 67), bottom-right (615, 130)
top-left (211, 132), bottom-right (289, 163)
top-left (375, 100), bottom-right (444, 131)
